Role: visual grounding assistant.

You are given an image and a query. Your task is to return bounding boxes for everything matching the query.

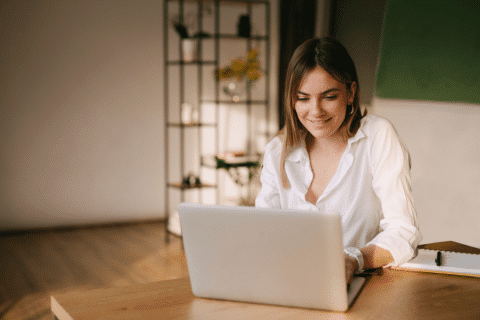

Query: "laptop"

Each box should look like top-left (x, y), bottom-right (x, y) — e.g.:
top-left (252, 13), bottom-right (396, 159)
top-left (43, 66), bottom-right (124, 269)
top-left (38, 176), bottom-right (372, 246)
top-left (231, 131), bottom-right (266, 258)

top-left (178, 203), bottom-right (366, 312)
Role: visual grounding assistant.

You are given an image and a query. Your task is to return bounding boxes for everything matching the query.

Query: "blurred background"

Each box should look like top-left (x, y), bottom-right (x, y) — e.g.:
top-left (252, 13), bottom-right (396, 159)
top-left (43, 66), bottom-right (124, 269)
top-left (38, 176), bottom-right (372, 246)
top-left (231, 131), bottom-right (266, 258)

top-left (1, 0), bottom-right (479, 251)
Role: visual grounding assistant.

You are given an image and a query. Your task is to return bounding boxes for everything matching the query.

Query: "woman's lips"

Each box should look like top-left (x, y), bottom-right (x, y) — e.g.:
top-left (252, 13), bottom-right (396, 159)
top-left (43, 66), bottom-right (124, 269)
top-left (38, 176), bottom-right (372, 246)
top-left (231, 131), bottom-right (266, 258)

top-left (310, 118), bottom-right (330, 124)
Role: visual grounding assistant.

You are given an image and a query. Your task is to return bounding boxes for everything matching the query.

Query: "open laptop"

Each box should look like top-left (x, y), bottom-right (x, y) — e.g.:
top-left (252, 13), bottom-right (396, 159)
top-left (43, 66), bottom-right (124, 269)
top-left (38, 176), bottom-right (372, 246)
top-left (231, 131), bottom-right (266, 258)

top-left (178, 203), bottom-right (366, 312)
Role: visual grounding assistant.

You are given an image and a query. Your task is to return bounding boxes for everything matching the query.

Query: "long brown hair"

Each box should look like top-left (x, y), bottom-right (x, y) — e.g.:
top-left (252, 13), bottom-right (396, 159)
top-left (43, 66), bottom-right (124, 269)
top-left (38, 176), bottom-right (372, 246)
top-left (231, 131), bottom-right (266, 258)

top-left (279, 37), bottom-right (366, 188)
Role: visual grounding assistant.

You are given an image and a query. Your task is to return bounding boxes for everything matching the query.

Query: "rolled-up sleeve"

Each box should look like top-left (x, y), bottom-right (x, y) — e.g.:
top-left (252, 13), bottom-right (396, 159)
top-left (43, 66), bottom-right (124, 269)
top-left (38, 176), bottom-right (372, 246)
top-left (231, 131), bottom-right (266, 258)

top-left (366, 118), bottom-right (423, 266)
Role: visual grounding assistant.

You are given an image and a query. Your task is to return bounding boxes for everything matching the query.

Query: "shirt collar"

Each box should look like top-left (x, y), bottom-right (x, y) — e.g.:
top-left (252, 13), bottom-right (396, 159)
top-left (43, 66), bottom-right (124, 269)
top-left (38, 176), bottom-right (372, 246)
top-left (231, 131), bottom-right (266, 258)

top-left (286, 140), bottom-right (308, 163)
top-left (285, 127), bottom-right (366, 163)
top-left (348, 126), bottom-right (365, 146)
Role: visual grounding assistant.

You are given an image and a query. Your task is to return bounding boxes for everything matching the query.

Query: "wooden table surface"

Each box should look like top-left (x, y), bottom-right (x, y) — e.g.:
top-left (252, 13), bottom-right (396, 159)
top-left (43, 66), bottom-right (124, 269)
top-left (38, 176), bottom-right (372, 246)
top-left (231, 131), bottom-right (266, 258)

top-left (51, 241), bottom-right (480, 319)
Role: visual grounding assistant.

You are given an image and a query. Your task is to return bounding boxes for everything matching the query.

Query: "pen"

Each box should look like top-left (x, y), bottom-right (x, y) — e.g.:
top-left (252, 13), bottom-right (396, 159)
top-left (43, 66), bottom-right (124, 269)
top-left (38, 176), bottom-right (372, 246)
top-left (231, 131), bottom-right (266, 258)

top-left (435, 251), bottom-right (442, 266)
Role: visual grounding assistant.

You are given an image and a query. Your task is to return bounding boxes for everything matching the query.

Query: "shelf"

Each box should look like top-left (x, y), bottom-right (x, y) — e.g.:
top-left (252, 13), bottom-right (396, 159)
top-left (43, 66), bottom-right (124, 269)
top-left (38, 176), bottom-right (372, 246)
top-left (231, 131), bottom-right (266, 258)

top-left (202, 99), bottom-right (269, 105)
top-left (166, 60), bottom-right (216, 66)
top-left (166, 0), bottom-right (269, 5)
top-left (216, 34), bottom-right (268, 41)
top-left (175, 34), bottom-right (268, 40)
top-left (168, 182), bottom-right (216, 190)
top-left (164, 0), bottom-right (270, 237)
top-left (167, 122), bottom-right (217, 128)
top-left (202, 154), bottom-right (261, 169)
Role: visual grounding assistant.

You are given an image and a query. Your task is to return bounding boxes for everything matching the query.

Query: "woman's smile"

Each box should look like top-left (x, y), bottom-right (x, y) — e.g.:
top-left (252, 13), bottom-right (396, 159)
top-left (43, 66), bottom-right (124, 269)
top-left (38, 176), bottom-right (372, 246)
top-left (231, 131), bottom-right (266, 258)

top-left (310, 118), bottom-right (330, 124)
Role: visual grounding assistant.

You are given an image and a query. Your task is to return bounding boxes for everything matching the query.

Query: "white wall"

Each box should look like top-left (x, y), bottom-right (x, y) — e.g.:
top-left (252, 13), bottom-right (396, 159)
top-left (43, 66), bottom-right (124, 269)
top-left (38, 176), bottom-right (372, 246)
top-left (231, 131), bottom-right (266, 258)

top-left (0, 0), bottom-right (279, 231)
top-left (371, 99), bottom-right (480, 248)
top-left (0, 1), bottom-right (163, 230)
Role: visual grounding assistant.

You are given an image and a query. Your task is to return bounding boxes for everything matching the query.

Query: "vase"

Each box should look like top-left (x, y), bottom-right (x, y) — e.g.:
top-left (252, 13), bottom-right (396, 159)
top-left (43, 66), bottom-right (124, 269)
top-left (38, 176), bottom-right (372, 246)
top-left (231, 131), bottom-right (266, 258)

top-left (182, 39), bottom-right (197, 62)
top-left (237, 15), bottom-right (251, 38)
top-left (222, 80), bottom-right (250, 102)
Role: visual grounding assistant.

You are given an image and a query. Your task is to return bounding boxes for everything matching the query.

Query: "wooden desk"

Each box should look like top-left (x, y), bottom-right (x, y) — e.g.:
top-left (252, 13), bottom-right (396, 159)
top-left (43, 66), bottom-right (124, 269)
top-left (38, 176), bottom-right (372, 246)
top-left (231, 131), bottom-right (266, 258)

top-left (51, 242), bottom-right (480, 319)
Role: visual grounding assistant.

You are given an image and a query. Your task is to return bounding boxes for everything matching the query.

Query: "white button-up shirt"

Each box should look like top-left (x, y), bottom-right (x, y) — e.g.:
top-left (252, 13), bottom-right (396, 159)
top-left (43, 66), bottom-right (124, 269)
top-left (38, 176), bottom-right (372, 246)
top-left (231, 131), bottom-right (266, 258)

top-left (255, 114), bottom-right (422, 266)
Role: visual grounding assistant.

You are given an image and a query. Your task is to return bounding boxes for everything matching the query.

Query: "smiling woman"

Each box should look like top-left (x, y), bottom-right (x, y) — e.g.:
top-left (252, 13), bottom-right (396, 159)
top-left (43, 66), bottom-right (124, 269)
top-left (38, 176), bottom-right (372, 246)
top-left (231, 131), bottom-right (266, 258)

top-left (295, 67), bottom-right (356, 143)
top-left (255, 37), bottom-right (423, 285)
top-left (279, 38), bottom-right (363, 188)
top-left (294, 66), bottom-right (356, 204)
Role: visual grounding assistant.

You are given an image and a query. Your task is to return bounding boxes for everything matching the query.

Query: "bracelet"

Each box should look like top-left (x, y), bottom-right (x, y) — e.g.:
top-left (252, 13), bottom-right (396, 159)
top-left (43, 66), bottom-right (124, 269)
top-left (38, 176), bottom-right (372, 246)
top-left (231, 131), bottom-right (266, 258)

top-left (344, 247), bottom-right (364, 274)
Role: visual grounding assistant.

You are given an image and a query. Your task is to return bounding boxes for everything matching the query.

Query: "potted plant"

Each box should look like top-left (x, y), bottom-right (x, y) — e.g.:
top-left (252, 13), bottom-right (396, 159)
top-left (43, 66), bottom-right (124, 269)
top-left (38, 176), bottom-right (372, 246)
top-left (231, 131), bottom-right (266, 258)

top-left (171, 13), bottom-right (210, 62)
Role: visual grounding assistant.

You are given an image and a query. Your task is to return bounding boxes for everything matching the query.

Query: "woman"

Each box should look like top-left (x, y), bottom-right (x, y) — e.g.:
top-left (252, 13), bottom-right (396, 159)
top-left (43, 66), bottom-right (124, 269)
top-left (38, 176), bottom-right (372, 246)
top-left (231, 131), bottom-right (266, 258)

top-left (255, 38), bottom-right (422, 284)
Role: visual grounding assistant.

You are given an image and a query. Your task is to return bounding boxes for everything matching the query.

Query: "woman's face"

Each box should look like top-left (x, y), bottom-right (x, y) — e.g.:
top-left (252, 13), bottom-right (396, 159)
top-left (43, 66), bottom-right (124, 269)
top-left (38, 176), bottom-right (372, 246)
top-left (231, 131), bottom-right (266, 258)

top-left (294, 66), bottom-right (355, 142)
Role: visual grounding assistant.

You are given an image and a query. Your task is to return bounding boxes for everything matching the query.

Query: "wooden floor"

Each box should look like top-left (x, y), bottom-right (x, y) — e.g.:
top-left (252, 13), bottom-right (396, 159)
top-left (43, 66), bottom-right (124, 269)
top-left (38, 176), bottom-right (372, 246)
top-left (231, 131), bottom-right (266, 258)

top-left (0, 221), bottom-right (188, 320)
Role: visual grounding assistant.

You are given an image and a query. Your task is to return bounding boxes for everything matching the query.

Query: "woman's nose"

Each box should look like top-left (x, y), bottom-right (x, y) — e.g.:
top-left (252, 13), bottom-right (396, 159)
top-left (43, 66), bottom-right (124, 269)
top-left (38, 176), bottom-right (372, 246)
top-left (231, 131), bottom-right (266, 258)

top-left (310, 99), bottom-right (324, 115)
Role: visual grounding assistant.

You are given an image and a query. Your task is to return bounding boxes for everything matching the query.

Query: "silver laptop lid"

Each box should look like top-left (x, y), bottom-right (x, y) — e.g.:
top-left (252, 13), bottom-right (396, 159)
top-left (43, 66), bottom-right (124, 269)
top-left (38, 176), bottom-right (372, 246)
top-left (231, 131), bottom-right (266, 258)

top-left (178, 203), bottom-right (351, 311)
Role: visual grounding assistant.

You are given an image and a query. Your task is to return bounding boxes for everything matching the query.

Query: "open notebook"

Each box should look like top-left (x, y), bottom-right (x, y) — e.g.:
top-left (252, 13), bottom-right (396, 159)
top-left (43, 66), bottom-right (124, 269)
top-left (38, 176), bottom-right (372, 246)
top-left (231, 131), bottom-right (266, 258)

top-left (392, 248), bottom-right (480, 278)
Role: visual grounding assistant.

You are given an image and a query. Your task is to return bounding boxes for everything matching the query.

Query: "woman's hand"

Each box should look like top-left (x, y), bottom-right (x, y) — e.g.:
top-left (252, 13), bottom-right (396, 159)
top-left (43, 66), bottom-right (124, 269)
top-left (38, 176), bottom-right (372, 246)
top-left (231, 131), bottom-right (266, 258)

top-left (344, 254), bottom-right (359, 284)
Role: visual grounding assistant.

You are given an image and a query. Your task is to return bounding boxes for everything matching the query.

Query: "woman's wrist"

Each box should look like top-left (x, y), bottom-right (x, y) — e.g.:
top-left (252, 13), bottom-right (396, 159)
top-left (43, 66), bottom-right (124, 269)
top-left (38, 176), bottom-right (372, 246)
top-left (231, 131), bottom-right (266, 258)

top-left (344, 247), bottom-right (364, 273)
top-left (359, 245), bottom-right (394, 270)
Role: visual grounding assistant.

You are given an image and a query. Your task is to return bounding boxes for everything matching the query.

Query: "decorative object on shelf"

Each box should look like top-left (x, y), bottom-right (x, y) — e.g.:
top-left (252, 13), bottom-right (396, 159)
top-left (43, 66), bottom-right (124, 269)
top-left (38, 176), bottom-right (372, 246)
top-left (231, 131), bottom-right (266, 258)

top-left (215, 152), bottom-right (261, 206)
top-left (182, 173), bottom-right (202, 188)
top-left (170, 10), bottom-right (212, 40)
top-left (182, 39), bottom-right (198, 62)
top-left (215, 154), bottom-right (260, 185)
top-left (237, 15), bottom-right (251, 38)
top-left (181, 103), bottom-right (193, 124)
top-left (170, 12), bottom-right (211, 62)
top-left (222, 81), bottom-right (248, 103)
top-left (216, 49), bottom-right (262, 81)
top-left (215, 49), bottom-right (262, 102)
top-left (181, 103), bottom-right (198, 124)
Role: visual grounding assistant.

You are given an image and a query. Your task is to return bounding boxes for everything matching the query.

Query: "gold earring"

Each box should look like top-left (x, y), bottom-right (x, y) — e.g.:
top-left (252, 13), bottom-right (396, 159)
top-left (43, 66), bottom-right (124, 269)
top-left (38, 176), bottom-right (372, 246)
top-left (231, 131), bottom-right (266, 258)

top-left (349, 105), bottom-right (354, 115)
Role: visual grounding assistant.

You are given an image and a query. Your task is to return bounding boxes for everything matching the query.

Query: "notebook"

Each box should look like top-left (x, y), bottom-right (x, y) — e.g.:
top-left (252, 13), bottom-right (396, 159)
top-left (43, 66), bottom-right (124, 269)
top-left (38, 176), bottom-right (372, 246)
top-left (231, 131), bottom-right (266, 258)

top-left (178, 203), bottom-right (366, 312)
top-left (392, 248), bottom-right (480, 278)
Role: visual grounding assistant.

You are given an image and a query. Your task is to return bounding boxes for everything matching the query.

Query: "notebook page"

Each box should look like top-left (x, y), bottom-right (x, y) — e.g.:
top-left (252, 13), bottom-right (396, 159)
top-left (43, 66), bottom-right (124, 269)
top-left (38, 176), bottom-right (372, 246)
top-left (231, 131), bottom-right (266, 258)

top-left (394, 249), bottom-right (480, 277)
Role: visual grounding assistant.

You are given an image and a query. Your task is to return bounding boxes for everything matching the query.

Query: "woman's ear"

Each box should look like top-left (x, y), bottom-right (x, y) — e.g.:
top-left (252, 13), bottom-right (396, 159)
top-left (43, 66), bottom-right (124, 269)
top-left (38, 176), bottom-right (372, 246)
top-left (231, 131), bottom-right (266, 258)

top-left (349, 81), bottom-right (357, 105)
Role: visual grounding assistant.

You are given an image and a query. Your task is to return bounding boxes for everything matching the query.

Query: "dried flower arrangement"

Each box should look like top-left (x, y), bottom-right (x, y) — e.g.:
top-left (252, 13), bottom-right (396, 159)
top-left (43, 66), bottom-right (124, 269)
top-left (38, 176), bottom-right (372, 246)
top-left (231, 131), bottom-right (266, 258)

top-left (215, 49), bottom-right (262, 82)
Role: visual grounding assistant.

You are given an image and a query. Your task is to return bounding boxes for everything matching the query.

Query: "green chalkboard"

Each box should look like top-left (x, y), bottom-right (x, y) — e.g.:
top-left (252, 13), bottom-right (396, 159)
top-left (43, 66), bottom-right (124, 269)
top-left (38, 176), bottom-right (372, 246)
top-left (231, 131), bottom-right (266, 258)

top-left (375, 0), bottom-right (480, 105)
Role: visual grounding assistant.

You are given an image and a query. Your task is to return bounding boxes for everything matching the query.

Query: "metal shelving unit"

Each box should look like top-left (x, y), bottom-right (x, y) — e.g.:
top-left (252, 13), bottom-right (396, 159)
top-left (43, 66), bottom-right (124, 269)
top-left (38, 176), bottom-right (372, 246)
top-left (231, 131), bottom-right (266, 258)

top-left (164, 0), bottom-right (270, 240)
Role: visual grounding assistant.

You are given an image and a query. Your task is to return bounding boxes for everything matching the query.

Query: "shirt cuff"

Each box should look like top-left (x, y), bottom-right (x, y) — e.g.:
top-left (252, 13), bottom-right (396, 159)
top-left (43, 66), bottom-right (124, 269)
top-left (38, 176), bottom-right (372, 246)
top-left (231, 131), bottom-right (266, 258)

top-left (344, 247), bottom-right (364, 273)
top-left (366, 231), bottom-right (421, 266)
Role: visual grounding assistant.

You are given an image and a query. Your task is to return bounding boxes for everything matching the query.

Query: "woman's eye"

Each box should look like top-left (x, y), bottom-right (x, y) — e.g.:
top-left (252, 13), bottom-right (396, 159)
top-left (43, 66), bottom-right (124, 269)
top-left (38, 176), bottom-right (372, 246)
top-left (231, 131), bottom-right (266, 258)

top-left (325, 95), bottom-right (337, 100)
top-left (297, 96), bottom-right (309, 101)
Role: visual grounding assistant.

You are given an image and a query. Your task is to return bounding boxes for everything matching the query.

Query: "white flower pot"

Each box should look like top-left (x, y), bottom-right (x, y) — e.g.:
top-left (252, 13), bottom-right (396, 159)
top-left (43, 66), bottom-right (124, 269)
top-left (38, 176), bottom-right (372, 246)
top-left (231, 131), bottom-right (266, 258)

top-left (182, 39), bottom-right (197, 62)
